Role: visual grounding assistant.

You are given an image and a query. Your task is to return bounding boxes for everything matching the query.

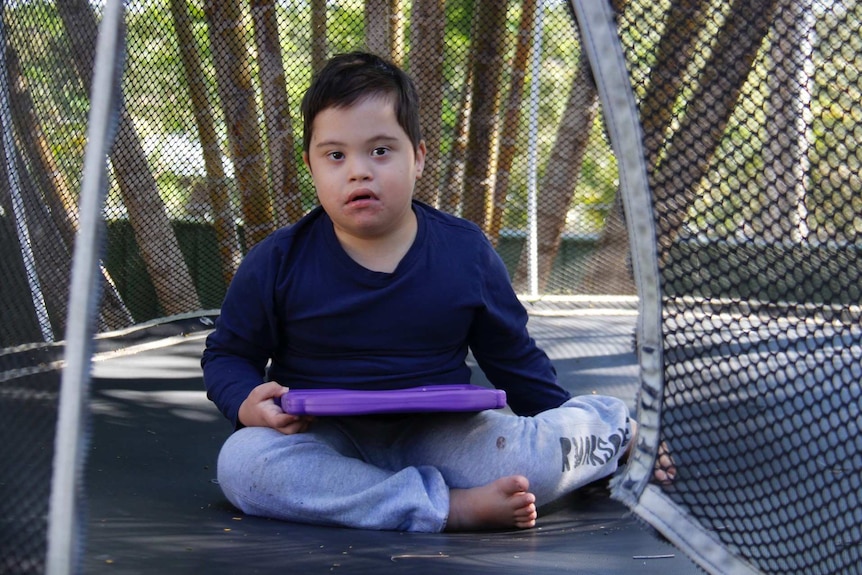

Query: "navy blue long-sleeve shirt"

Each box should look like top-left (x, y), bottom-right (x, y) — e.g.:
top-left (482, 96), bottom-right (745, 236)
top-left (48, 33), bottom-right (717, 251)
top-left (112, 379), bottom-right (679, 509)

top-left (202, 201), bottom-right (571, 426)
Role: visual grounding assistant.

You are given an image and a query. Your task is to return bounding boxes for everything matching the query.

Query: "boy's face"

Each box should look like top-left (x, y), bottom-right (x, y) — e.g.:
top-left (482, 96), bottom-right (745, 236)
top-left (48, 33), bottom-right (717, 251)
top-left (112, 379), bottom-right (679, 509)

top-left (303, 95), bottom-right (426, 243)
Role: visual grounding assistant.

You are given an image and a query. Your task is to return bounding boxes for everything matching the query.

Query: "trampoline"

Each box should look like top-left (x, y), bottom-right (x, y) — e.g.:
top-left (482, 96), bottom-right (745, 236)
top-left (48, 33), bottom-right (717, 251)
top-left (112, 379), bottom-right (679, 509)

top-left (81, 311), bottom-right (700, 574)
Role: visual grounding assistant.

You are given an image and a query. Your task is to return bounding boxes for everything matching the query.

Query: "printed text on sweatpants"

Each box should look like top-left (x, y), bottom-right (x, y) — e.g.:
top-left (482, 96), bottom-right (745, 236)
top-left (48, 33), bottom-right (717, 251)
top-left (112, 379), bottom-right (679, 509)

top-left (559, 427), bottom-right (627, 471)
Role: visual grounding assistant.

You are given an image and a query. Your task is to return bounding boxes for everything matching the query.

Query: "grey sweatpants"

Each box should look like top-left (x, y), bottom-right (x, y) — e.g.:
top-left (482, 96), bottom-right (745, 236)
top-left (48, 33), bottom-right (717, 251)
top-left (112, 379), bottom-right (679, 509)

top-left (217, 394), bottom-right (631, 532)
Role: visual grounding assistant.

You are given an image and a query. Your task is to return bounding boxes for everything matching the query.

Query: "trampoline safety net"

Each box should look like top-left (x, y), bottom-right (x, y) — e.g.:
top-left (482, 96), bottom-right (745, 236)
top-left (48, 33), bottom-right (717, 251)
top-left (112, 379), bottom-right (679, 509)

top-left (0, 1), bottom-right (858, 574)
top-left (608, 1), bottom-right (862, 574)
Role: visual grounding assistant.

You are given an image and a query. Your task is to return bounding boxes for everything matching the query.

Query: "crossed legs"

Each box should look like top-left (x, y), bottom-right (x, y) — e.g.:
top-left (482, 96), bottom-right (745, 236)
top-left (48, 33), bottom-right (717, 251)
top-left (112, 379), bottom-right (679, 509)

top-left (217, 395), bottom-right (632, 532)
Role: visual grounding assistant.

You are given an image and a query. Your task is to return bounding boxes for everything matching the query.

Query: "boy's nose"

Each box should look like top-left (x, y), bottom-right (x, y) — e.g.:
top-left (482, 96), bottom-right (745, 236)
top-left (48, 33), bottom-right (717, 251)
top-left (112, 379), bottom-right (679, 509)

top-left (348, 157), bottom-right (372, 181)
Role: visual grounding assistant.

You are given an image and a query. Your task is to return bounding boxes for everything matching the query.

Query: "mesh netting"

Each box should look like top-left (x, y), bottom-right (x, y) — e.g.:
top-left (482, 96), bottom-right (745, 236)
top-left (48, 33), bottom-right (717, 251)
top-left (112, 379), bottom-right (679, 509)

top-left (0, 0), bottom-right (633, 351)
top-left (1, 1), bottom-right (632, 571)
top-left (611, 1), bottom-right (861, 574)
top-left (0, 366), bottom-right (59, 575)
top-left (0, 0), bottom-right (860, 573)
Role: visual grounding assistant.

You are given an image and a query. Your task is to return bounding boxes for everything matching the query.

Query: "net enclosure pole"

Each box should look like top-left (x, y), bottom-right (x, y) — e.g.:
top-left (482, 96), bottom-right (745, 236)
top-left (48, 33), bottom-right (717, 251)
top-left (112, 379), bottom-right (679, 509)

top-left (565, 0), bottom-right (665, 496)
top-left (46, 1), bottom-right (126, 573)
top-left (525, 0), bottom-right (546, 298)
top-left (568, 1), bottom-right (761, 573)
top-left (0, 12), bottom-right (54, 342)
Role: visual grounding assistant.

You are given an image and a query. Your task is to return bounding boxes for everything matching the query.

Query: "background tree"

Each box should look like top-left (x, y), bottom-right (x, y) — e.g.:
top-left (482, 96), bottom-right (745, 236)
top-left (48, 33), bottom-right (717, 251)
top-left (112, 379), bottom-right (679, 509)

top-left (204, 0), bottom-right (274, 248)
top-left (251, 0), bottom-right (304, 227)
top-left (6, 43), bottom-right (76, 247)
top-left (579, 0), bottom-right (635, 295)
top-left (764, 0), bottom-right (811, 243)
top-left (5, 38), bottom-right (132, 329)
top-left (488, 0), bottom-right (537, 244)
top-left (460, 0), bottom-right (507, 230)
top-left (513, 46), bottom-right (599, 292)
top-left (365, 0), bottom-right (390, 57)
top-left (0, 141), bottom-right (69, 337)
top-left (310, 0), bottom-right (328, 73)
top-left (411, 0), bottom-right (447, 206)
top-left (56, 0), bottom-right (201, 315)
top-left (390, 0), bottom-right (406, 64)
top-left (649, 0), bottom-right (778, 251)
top-left (169, 0), bottom-right (242, 286)
top-left (639, 0), bottom-right (707, 169)
top-left (439, 61), bottom-right (472, 214)
top-left (0, 149), bottom-right (46, 343)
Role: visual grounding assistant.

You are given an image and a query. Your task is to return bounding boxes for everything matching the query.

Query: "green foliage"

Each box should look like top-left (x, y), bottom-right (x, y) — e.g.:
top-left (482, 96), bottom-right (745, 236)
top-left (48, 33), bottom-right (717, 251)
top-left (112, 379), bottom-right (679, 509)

top-left (6, 0), bottom-right (88, 200)
top-left (327, 1), bottom-right (366, 54)
top-left (8, 0), bottom-right (860, 250)
top-left (126, 1), bottom-right (195, 135)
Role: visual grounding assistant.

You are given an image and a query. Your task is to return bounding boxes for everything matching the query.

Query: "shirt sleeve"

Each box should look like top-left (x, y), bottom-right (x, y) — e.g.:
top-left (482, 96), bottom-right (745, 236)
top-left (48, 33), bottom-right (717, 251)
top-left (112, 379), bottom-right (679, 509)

top-left (467, 239), bottom-right (572, 416)
top-left (201, 239), bottom-right (281, 427)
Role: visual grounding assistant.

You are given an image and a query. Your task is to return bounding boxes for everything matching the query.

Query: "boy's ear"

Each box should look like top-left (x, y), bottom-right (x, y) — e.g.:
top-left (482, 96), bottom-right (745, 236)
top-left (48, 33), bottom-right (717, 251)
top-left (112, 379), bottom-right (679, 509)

top-left (414, 140), bottom-right (427, 178)
top-left (302, 152), bottom-right (312, 174)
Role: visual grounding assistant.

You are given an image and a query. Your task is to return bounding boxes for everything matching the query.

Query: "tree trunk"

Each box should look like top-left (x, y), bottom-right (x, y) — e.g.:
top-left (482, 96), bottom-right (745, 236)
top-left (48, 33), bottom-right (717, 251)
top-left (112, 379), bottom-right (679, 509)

top-left (204, 0), bottom-right (274, 248)
top-left (0, 172), bottom-right (44, 343)
top-left (365, 0), bottom-right (389, 57)
top-left (439, 62), bottom-right (473, 215)
top-left (112, 111), bottom-right (203, 314)
top-left (5, 36), bottom-right (133, 329)
top-left (513, 50), bottom-right (599, 292)
top-left (0, 121), bottom-right (67, 338)
top-left (639, 0), bottom-right (708, 168)
top-left (310, 0), bottom-right (327, 73)
top-left (251, 0), bottom-right (303, 227)
top-left (650, 0), bottom-right (778, 249)
top-left (580, 193), bottom-right (635, 294)
top-left (389, 0), bottom-right (405, 65)
top-left (577, 0), bottom-right (635, 295)
top-left (763, 0), bottom-right (811, 242)
top-left (488, 0), bottom-right (537, 244)
top-left (461, 0), bottom-right (507, 230)
top-left (169, 0), bottom-right (242, 287)
top-left (6, 42), bottom-right (76, 246)
top-left (57, 0), bottom-right (201, 315)
top-left (410, 0), bottom-right (447, 206)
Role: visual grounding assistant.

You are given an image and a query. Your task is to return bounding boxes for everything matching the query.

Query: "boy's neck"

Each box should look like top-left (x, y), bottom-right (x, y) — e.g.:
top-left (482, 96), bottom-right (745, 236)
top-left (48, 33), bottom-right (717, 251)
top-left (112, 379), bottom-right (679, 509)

top-left (333, 210), bottom-right (418, 274)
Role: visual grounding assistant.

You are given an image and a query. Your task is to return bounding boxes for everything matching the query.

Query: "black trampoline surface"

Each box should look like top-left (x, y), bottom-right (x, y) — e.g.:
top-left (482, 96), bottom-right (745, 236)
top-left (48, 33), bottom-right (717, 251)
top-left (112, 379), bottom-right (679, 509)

top-left (83, 312), bottom-right (701, 574)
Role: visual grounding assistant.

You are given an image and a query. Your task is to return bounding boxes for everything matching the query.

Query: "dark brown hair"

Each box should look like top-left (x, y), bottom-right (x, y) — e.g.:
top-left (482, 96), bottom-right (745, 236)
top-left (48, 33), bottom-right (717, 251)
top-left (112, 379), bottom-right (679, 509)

top-left (301, 51), bottom-right (423, 154)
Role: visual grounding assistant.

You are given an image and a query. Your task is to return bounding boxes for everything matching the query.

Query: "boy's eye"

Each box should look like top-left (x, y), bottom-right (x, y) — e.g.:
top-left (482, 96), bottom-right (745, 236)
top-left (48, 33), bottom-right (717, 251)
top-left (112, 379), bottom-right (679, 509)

top-left (328, 151), bottom-right (344, 160)
top-left (371, 147), bottom-right (389, 157)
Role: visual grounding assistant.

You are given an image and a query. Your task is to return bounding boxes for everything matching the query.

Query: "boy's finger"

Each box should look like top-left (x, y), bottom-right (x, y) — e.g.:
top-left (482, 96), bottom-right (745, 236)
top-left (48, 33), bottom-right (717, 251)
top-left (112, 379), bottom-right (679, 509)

top-left (268, 412), bottom-right (297, 429)
top-left (274, 418), bottom-right (310, 435)
top-left (256, 381), bottom-right (287, 398)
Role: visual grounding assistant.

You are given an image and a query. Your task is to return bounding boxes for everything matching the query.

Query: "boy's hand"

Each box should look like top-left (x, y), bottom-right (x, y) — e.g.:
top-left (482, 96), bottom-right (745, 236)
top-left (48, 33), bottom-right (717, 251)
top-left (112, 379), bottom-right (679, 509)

top-left (238, 381), bottom-right (314, 435)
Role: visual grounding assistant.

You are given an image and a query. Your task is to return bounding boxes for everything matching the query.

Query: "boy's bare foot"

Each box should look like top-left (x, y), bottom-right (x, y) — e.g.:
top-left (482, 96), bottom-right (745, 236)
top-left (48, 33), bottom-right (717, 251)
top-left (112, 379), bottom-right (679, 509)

top-left (446, 475), bottom-right (537, 531)
top-left (655, 441), bottom-right (677, 485)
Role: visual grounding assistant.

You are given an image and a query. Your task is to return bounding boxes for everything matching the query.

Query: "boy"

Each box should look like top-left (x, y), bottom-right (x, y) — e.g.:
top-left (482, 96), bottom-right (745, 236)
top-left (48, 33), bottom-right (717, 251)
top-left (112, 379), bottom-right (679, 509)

top-left (202, 51), bottom-right (637, 532)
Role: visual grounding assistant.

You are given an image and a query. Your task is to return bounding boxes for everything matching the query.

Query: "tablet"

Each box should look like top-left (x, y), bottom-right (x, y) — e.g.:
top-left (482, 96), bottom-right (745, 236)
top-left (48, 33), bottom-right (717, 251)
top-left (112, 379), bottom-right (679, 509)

top-left (278, 384), bottom-right (506, 416)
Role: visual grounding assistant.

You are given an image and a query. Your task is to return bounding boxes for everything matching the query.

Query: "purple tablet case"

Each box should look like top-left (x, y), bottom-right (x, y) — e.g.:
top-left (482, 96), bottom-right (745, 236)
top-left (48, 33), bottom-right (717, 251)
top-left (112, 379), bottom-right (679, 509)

top-left (279, 384), bottom-right (506, 416)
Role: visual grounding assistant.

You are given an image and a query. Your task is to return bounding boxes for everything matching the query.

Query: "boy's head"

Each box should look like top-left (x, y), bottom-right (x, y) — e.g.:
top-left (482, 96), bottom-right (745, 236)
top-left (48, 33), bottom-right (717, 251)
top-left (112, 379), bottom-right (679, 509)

top-left (301, 52), bottom-right (423, 155)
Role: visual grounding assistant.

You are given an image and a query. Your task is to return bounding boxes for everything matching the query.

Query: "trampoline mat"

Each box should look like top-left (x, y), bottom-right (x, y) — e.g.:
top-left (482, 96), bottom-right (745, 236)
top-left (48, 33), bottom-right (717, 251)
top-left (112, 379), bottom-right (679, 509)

top-left (83, 312), bottom-right (700, 574)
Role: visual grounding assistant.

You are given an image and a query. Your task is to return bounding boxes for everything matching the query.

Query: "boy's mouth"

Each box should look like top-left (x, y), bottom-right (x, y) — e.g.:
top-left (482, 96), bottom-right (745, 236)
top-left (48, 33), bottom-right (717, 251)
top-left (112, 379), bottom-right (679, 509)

top-left (347, 190), bottom-right (378, 204)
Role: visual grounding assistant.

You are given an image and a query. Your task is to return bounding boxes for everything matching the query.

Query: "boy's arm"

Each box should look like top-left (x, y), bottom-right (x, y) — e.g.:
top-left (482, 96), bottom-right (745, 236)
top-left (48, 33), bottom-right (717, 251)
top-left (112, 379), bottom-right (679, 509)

top-left (202, 240), bottom-right (285, 427)
top-left (201, 322), bottom-right (270, 427)
top-left (468, 242), bottom-right (571, 416)
top-left (204, 325), bottom-right (314, 433)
